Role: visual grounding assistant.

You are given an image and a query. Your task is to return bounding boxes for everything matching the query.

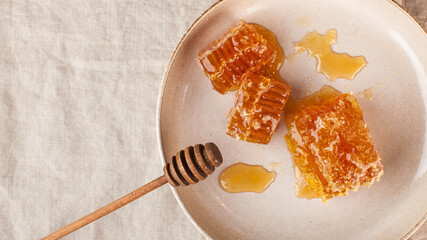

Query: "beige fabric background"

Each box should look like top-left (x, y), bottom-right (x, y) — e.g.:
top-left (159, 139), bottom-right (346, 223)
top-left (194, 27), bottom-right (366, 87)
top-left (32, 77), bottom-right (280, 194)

top-left (0, 0), bottom-right (425, 239)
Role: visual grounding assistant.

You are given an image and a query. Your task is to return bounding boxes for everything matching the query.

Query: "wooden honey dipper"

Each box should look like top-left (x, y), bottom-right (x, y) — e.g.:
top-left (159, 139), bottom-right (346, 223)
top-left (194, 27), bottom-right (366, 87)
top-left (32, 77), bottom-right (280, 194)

top-left (43, 142), bottom-right (223, 240)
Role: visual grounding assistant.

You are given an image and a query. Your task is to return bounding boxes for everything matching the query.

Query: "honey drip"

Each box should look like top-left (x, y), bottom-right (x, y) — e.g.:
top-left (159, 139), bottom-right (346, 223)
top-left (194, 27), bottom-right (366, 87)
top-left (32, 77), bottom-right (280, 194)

top-left (291, 29), bottom-right (367, 81)
top-left (269, 161), bottom-right (282, 170)
top-left (357, 88), bottom-right (373, 100)
top-left (284, 86), bottom-right (383, 201)
top-left (219, 163), bottom-right (277, 193)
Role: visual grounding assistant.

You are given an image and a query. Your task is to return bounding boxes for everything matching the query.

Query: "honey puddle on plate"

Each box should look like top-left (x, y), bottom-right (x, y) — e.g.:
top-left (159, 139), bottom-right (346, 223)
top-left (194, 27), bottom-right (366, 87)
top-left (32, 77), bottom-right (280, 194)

top-left (288, 29), bottom-right (367, 81)
top-left (219, 163), bottom-right (277, 193)
top-left (357, 88), bottom-right (373, 100)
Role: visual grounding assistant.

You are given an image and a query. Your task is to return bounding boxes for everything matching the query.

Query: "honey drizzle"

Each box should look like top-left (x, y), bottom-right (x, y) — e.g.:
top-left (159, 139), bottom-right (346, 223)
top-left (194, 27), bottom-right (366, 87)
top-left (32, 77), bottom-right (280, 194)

top-left (290, 29), bottom-right (367, 81)
top-left (219, 163), bottom-right (277, 193)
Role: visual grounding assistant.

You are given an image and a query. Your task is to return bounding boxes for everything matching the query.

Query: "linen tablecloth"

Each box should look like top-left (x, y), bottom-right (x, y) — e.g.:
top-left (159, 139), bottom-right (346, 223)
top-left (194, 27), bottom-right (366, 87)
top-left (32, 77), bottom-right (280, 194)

top-left (0, 1), bottom-right (425, 239)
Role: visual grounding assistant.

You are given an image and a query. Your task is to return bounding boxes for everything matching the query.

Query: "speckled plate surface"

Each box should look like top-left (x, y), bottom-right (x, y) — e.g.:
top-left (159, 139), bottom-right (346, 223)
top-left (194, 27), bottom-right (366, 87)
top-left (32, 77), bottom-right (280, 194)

top-left (157, 0), bottom-right (427, 239)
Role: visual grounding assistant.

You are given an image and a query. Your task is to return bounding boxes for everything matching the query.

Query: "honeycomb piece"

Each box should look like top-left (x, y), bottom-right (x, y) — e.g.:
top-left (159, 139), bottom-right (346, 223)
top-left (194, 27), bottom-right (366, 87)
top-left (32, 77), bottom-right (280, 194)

top-left (250, 24), bottom-right (284, 77)
top-left (227, 72), bottom-right (291, 144)
top-left (198, 20), bottom-right (281, 94)
top-left (284, 86), bottom-right (383, 201)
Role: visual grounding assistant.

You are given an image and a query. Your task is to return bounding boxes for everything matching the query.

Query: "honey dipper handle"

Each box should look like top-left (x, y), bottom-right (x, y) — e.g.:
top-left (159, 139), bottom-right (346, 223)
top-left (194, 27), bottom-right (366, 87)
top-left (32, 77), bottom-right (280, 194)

top-left (42, 175), bottom-right (168, 240)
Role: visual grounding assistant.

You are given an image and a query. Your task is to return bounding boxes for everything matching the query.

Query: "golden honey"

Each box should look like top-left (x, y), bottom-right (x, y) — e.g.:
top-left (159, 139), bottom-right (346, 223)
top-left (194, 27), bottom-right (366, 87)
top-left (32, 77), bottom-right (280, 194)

top-left (219, 163), bottom-right (277, 193)
top-left (284, 86), bottom-right (383, 201)
top-left (357, 88), bottom-right (373, 100)
top-left (292, 29), bottom-right (367, 81)
top-left (198, 20), bottom-right (284, 94)
top-left (227, 72), bottom-right (291, 144)
top-left (198, 20), bottom-right (291, 144)
top-left (251, 24), bottom-right (284, 77)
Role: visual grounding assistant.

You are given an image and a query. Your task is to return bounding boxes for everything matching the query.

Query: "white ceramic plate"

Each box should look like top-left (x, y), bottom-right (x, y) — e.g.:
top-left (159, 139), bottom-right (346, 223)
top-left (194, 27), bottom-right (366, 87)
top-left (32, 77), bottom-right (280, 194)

top-left (157, 0), bottom-right (427, 239)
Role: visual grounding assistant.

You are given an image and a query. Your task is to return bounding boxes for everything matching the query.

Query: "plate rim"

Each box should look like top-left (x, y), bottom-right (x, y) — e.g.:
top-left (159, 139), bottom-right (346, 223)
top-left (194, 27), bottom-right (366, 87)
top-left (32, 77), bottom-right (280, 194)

top-left (156, 0), bottom-right (427, 239)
